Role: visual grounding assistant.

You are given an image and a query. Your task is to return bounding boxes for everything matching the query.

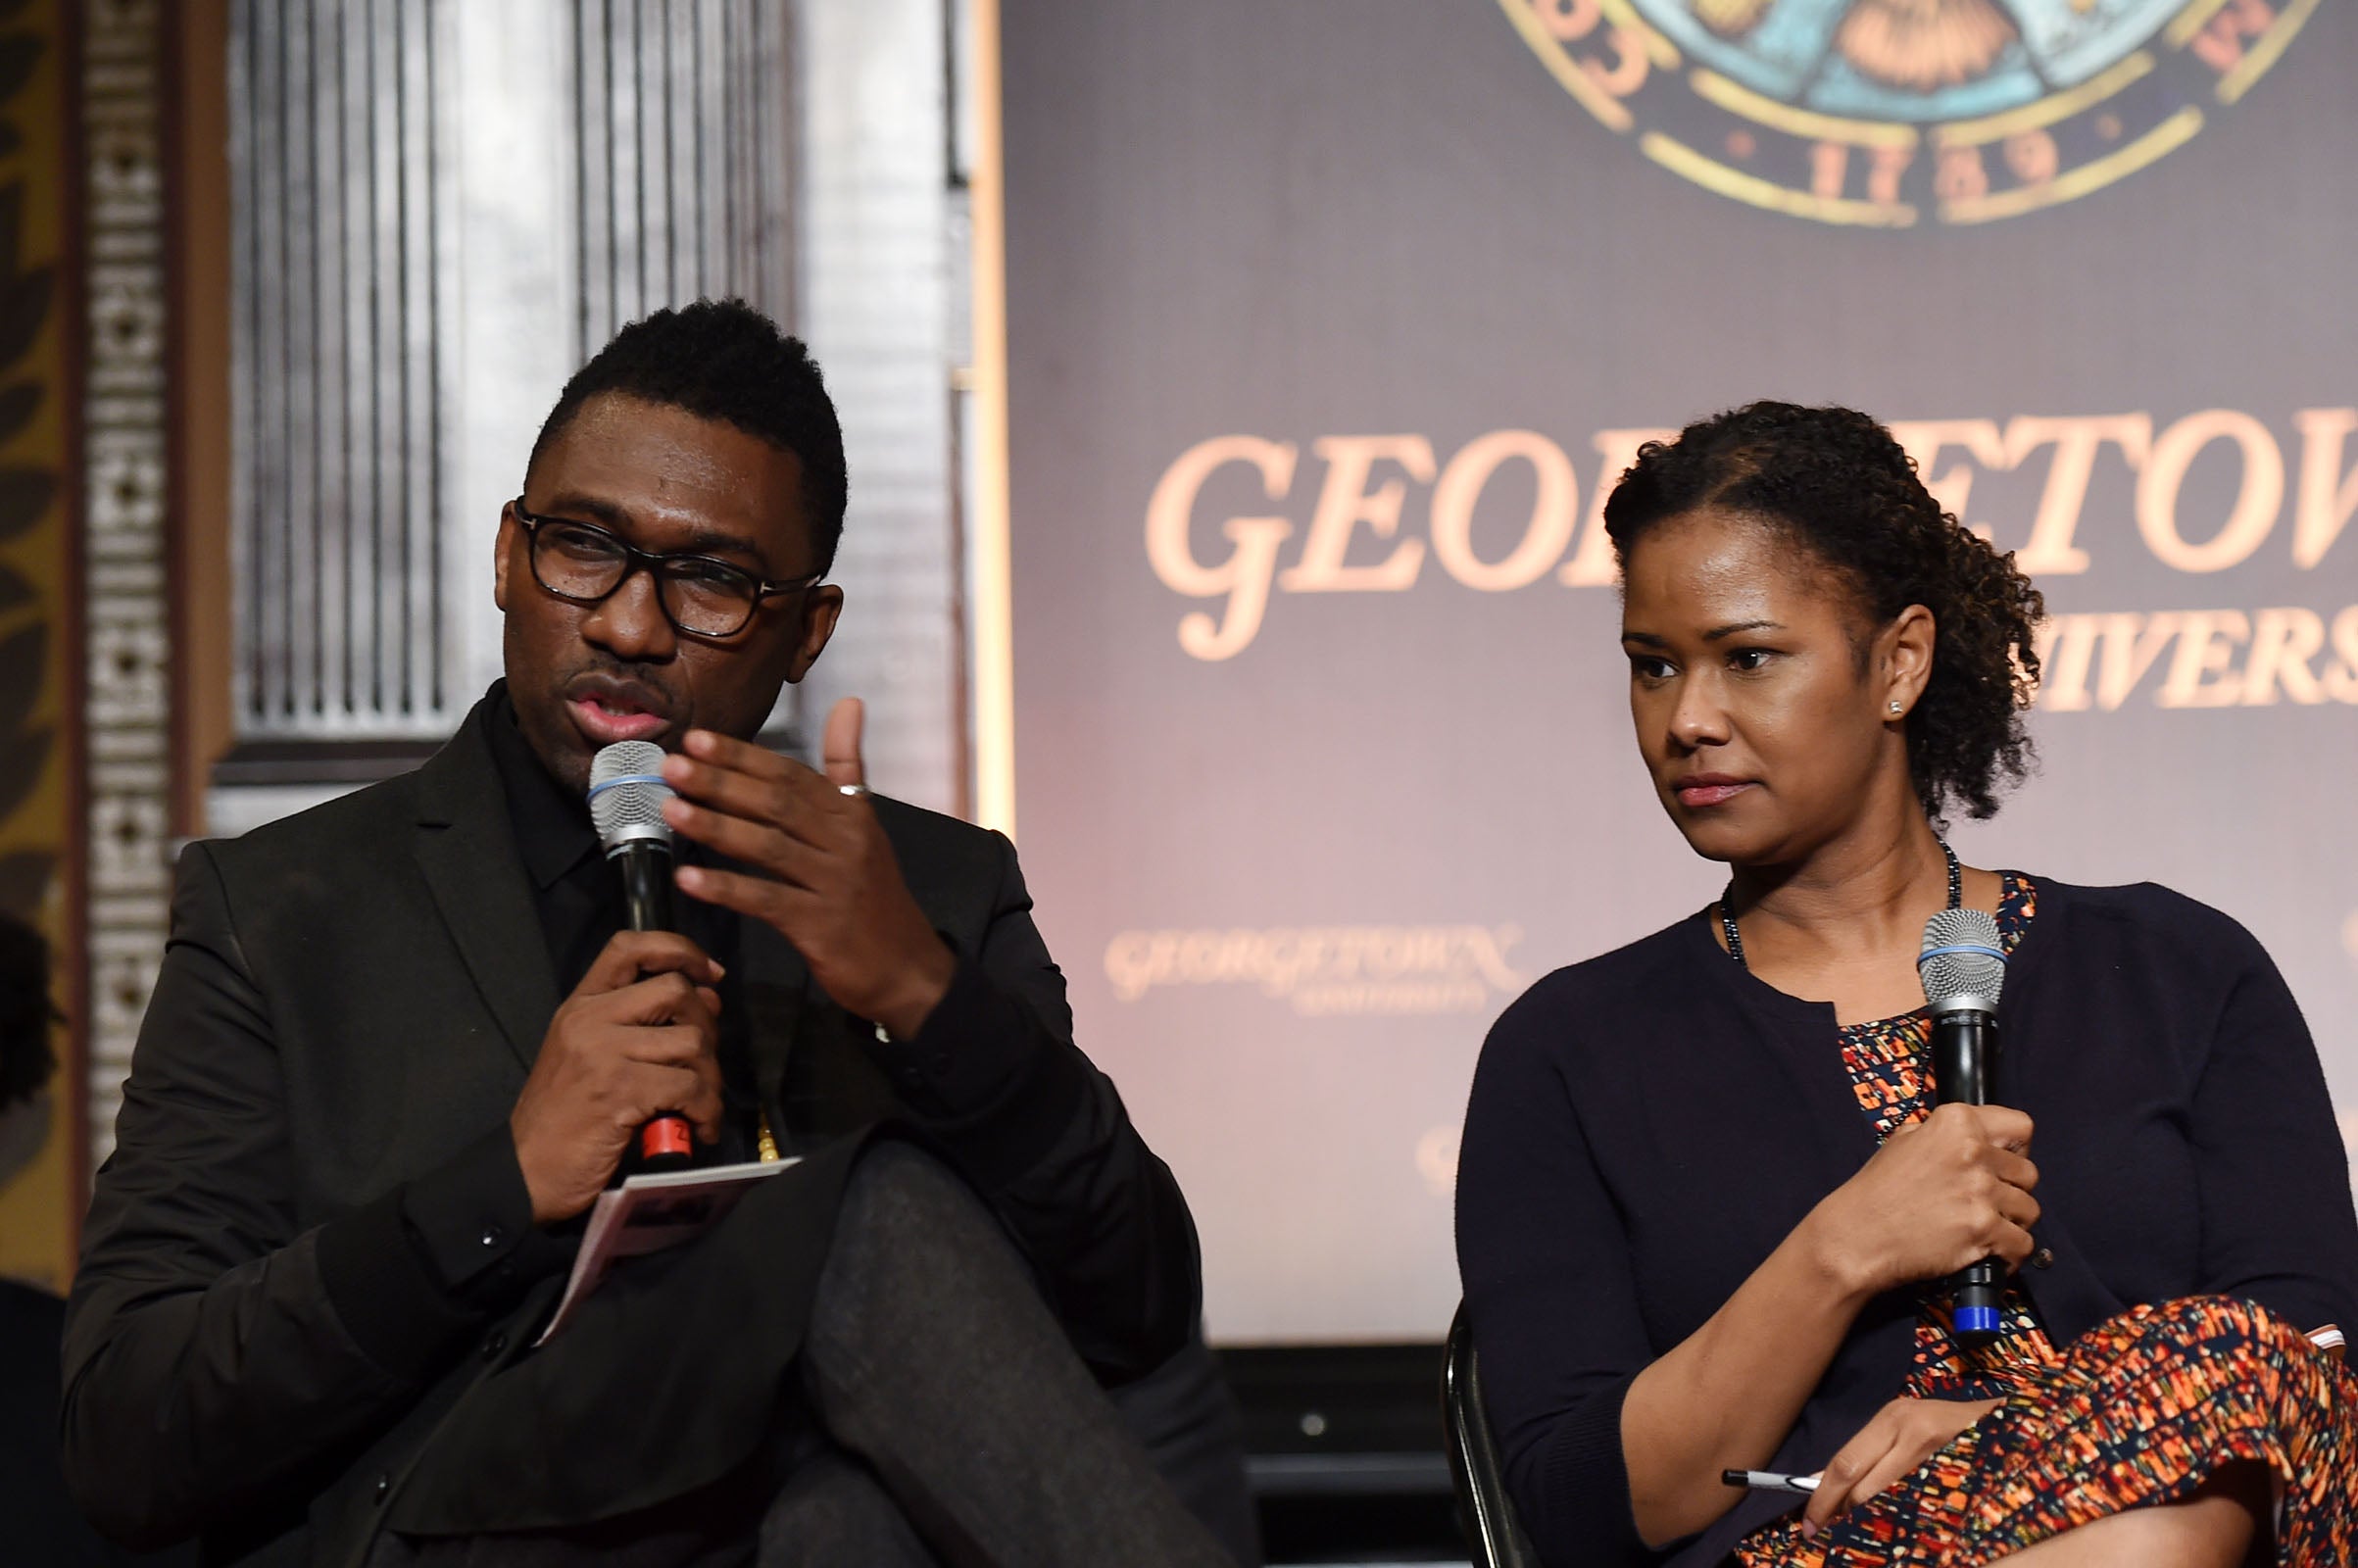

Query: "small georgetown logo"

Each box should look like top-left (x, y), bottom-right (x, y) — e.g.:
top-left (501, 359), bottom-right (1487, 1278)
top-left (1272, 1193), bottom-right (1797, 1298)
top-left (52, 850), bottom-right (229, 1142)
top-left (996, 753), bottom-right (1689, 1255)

top-left (1498, 0), bottom-right (2318, 225)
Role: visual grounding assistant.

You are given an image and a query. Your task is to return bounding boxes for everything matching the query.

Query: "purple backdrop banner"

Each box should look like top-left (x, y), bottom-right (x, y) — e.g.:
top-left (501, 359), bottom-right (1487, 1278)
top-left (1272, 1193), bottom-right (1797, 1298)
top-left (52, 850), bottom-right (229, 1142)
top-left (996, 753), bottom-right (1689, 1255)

top-left (999, 0), bottom-right (2358, 1343)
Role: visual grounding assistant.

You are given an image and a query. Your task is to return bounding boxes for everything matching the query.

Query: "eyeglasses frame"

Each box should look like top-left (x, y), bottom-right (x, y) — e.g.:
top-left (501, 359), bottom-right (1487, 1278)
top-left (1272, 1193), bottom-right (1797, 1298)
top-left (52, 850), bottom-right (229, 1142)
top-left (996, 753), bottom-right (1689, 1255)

top-left (509, 498), bottom-right (825, 640)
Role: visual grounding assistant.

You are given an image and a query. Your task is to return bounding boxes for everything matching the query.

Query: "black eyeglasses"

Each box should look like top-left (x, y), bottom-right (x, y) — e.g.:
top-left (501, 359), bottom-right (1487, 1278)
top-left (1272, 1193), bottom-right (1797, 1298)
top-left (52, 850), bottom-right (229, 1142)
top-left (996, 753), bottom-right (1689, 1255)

top-left (511, 500), bottom-right (823, 639)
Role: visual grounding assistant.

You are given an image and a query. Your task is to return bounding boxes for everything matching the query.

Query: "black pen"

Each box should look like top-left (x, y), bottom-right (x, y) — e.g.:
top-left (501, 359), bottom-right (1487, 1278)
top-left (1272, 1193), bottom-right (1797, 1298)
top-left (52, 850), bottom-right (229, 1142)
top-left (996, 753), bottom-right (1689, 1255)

top-left (1723, 1468), bottom-right (1820, 1495)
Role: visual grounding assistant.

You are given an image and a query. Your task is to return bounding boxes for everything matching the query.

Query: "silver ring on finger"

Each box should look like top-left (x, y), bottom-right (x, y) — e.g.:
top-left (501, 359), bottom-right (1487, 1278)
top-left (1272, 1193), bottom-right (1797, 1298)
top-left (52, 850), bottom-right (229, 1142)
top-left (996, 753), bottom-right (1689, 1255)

top-left (838, 783), bottom-right (871, 800)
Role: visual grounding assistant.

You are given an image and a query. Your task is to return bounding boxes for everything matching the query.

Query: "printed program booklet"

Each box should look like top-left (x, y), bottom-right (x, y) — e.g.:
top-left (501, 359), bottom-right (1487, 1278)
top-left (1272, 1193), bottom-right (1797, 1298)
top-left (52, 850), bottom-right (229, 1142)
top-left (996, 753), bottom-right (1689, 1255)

top-left (536, 1157), bottom-right (802, 1346)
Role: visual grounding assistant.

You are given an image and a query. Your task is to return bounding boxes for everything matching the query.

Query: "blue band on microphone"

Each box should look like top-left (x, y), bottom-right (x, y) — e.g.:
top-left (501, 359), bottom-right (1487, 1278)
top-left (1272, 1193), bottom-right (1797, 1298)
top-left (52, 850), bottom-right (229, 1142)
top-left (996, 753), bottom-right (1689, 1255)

top-left (1954, 1303), bottom-right (2002, 1336)
top-left (585, 772), bottom-right (670, 804)
top-left (1919, 943), bottom-right (2005, 964)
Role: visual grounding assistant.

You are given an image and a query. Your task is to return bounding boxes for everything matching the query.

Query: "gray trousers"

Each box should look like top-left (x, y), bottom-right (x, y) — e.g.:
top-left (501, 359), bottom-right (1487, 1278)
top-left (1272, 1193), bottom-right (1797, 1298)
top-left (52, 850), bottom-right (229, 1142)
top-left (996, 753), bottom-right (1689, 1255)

top-left (379, 1144), bottom-right (1241, 1568)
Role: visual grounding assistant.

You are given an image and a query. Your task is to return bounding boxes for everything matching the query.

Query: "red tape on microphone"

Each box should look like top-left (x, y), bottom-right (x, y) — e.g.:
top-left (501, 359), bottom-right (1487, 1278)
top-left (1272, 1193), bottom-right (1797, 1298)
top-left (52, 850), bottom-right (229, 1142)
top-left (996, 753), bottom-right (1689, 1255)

top-left (641, 1115), bottom-right (692, 1161)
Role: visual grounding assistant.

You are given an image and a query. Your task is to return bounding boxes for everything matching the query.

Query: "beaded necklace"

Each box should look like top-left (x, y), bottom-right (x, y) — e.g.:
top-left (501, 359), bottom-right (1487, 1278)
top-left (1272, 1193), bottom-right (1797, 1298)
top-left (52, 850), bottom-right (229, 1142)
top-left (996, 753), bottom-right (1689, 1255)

top-left (1719, 841), bottom-right (1961, 970)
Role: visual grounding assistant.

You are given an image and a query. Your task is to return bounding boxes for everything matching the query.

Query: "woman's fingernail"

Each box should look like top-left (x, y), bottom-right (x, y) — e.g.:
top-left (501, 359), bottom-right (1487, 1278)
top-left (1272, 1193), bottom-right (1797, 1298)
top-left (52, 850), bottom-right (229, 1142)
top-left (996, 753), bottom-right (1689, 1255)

top-left (1800, 1521), bottom-right (1817, 1541)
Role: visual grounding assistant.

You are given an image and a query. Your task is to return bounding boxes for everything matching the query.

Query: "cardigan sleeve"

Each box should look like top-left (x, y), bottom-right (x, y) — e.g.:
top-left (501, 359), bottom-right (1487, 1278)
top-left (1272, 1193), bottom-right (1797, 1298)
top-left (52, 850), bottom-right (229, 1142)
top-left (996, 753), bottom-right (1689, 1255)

top-left (1455, 977), bottom-right (1660, 1567)
top-left (2186, 915), bottom-right (2358, 1335)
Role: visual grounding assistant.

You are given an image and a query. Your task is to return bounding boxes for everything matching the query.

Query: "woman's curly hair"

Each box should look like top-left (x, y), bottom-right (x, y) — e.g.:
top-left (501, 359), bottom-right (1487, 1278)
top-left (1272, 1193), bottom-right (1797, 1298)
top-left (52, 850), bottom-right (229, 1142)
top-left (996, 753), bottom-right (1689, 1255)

top-left (1601, 402), bottom-right (2044, 828)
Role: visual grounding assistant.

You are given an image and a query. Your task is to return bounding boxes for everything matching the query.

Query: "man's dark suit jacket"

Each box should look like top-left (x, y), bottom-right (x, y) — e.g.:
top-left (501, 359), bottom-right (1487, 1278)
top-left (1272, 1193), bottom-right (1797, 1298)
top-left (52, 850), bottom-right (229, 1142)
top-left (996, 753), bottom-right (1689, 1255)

top-left (62, 690), bottom-right (1202, 1566)
top-left (0, 1281), bottom-right (193, 1567)
top-left (1456, 879), bottom-right (2358, 1568)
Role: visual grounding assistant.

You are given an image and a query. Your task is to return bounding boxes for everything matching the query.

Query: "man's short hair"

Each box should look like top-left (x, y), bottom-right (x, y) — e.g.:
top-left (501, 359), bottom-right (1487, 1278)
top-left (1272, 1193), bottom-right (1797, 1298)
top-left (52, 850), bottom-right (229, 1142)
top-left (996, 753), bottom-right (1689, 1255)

top-left (528, 300), bottom-right (851, 574)
top-left (0, 912), bottom-right (55, 1111)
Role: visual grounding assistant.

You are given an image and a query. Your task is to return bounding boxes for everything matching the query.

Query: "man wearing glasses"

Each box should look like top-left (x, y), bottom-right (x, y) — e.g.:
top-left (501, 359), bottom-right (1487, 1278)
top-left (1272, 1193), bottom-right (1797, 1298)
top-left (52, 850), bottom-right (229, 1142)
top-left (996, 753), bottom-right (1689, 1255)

top-left (64, 302), bottom-right (1238, 1567)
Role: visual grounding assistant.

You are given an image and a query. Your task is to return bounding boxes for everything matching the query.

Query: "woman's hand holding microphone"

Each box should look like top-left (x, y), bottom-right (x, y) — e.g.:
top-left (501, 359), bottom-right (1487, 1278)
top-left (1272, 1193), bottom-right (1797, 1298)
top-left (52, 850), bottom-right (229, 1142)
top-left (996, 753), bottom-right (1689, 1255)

top-left (1806, 1101), bottom-right (2041, 1299)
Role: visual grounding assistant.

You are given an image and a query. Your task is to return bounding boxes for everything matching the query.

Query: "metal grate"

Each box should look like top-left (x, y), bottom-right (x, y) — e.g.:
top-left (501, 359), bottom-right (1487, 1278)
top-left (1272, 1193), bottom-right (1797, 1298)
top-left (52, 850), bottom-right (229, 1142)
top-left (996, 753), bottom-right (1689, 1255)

top-left (571, 0), bottom-right (794, 361)
top-left (229, 0), bottom-right (451, 738)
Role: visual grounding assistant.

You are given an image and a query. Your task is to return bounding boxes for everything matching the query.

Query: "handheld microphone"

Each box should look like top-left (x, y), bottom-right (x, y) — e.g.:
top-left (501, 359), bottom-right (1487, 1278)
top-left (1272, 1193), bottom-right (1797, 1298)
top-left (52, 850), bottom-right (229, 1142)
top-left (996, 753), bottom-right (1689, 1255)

top-left (588, 740), bottom-right (693, 1172)
top-left (1917, 906), bottom-right (2008, 1346)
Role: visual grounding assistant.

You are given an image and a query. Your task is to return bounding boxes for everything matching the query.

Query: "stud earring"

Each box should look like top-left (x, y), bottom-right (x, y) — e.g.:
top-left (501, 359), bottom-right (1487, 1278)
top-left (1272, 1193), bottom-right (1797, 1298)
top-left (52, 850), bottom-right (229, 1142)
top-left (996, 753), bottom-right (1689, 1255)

top-left (1889, 700), bottom-right (1903, 713)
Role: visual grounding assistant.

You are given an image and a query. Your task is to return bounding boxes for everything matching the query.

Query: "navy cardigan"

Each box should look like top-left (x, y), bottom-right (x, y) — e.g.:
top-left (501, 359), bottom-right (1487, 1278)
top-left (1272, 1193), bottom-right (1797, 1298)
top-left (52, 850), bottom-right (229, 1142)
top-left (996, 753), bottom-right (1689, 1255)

top-left (1454, 879), bottom-right (2358, 1568)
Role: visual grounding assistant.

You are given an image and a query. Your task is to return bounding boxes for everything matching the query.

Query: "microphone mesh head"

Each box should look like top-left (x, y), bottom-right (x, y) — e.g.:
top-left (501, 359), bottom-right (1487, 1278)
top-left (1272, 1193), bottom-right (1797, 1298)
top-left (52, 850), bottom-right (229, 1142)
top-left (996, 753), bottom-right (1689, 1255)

top-left (1918, 906), bottom-right (2005, 1014)
top-left (587, 740), bottom-right (675, 853)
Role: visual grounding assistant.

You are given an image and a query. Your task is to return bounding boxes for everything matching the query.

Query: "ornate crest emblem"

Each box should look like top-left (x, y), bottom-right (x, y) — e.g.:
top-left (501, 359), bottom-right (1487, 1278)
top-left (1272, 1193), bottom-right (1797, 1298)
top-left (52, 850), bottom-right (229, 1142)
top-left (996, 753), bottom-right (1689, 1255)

top-left (1499, 0), bottom-right (2318, 224)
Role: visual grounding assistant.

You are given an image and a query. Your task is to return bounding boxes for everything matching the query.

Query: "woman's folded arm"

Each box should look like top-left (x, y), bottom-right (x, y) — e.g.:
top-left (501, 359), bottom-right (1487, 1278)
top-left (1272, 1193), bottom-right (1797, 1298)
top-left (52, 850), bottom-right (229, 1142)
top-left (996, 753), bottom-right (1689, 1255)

top-left (1458, 989), bottom-right (1875, 1557)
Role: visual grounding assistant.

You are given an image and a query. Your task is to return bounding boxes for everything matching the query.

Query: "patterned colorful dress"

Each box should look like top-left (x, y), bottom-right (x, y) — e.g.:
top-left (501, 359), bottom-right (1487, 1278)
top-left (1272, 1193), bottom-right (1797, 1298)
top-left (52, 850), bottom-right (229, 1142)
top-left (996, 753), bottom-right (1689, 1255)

top-left (1734, 875), bottom-right (2358, 1567)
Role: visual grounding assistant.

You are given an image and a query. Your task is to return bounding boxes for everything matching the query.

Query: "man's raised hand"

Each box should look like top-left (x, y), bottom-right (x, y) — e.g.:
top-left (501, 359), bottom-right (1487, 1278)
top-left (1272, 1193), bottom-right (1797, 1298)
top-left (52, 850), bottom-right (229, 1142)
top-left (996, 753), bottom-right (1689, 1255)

top-left (660, 697), bottom-right (957, 1042)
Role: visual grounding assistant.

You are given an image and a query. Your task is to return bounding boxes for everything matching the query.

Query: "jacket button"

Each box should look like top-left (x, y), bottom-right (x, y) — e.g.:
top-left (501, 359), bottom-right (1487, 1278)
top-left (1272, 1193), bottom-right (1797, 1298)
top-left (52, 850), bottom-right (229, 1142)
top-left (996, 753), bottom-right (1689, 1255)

top-left (479, 1224), bottom-right (506, 1250)
top-left (2030, 1247), bottom-right (2055, 1270)
top-left (374, 1472), bottom-right (391, 1504)
top-left (482, 1330), bottom-right (508, 1361)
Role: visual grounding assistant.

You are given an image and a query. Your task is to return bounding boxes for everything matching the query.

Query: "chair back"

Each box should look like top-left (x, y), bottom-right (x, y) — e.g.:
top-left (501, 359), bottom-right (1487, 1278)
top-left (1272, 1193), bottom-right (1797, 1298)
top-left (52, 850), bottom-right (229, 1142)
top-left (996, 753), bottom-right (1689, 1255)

top-left (1443, 1301), bottom-right (1540, 1568)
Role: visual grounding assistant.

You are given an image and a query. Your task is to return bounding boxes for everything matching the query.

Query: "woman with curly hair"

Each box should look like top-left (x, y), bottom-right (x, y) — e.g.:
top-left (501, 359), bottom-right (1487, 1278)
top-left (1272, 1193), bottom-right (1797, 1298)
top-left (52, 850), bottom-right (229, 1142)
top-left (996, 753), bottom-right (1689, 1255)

top-left (1454, 403), bottom-right (2358, 1567)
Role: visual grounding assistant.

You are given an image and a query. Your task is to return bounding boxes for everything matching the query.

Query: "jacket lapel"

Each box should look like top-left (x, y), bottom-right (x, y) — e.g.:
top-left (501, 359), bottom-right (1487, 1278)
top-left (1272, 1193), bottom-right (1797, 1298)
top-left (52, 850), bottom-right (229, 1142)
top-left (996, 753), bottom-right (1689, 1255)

top-left (413, 699), bottom-right (562, 1071)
